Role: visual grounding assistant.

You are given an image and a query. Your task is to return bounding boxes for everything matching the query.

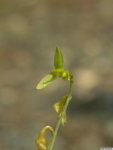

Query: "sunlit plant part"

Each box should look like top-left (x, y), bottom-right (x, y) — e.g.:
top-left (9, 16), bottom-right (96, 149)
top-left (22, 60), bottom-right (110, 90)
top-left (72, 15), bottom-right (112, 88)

top-left (53, 95), bottom-right (68, 125)
top-left (36, 72), bottom-right (58, 89)
top-left (52, 69), bottom-right (71, 81)
top-left (35, 126), bottom-right (54, 150)
top-left (36, 47), bottom-right (71, 89)
top-left (54, 47), bottom-right (64, 69)
top-left (35, 47), bottom-right (74, 150)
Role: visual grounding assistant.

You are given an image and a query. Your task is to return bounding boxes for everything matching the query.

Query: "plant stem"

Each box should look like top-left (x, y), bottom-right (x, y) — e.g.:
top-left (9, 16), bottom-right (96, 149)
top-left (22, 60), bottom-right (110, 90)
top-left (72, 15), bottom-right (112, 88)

top-left (48, 74), bottom-right (74, 150)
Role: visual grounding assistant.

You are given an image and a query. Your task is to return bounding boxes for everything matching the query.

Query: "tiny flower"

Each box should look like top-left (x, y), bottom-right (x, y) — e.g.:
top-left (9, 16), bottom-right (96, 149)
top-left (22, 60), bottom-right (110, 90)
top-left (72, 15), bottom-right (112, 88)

top-left (36, 47), bottom-right (71, 89)
top-left (35, 126), bottom-right (54, 150)
top-left (53, 95), bottom-right (68, 126)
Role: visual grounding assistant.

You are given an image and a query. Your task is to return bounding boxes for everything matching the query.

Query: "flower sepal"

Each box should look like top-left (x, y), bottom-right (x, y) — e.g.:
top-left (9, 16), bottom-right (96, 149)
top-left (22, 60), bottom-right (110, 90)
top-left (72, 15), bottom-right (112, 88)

top-left (36, 72), bottom-right (58, 89)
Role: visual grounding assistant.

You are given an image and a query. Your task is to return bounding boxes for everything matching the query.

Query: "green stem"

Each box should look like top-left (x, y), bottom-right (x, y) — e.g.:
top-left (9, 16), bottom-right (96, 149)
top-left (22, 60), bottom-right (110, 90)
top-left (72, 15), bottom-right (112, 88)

top-left (48, 74), bottom-right (74, 150)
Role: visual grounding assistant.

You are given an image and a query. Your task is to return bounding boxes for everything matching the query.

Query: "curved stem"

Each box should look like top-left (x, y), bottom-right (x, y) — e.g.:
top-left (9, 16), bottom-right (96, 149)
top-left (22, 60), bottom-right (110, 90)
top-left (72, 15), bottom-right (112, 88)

top-left (48, 74), bottom-right (74, 150)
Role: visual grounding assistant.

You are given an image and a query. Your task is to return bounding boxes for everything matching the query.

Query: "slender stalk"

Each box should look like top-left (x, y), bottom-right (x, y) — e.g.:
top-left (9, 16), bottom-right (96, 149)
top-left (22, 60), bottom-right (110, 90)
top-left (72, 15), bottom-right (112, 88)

top-left (48, 74), bottom-right (74, 150)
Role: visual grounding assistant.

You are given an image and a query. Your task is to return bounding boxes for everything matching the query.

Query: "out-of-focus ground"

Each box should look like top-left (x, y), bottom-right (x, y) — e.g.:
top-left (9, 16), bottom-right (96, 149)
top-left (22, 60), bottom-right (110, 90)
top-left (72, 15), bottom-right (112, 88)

top-left (0, 0), bottom-right (113, 150)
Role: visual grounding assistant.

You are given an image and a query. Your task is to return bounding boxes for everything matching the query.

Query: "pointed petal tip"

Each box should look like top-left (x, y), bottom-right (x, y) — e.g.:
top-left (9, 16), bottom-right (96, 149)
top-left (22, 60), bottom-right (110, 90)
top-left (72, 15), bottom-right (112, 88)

top-left (56, 46), bottom-right (60, 49)
top-left (36, 85), bottom-right (41, 90)
top-left (56, 46), bottom-right (61, 51)
top-left (36, 86), bottom-right (38, 89)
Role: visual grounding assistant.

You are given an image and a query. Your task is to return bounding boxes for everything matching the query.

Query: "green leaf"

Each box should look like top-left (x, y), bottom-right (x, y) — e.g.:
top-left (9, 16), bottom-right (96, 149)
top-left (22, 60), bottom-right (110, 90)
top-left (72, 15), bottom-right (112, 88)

top-left (36, 72), bottom-right (58, 89)
top-left (54, 47), bottom-right (64, 69)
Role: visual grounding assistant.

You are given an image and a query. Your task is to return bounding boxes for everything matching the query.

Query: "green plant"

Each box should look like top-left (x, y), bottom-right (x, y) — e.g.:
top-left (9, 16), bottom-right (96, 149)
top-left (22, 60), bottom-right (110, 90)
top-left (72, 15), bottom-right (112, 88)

top-left (35, 47), bottom-right (74, 150)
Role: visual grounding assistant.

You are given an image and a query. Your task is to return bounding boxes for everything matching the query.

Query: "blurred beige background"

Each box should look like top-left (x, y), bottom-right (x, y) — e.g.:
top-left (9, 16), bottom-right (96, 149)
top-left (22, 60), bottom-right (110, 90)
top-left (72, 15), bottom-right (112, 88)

top-left (0, 0), bottom-right (113, 150)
